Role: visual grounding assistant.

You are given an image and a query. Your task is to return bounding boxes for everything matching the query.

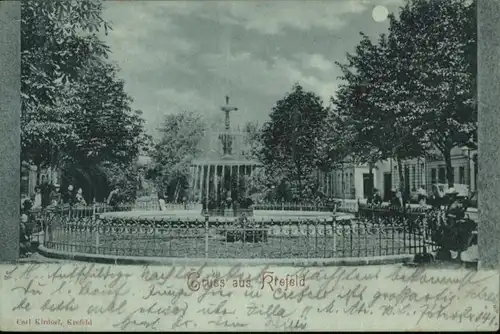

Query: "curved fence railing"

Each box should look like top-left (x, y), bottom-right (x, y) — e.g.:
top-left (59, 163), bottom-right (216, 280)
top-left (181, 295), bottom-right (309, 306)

top-left (29, 206), bottom-right (438, 259)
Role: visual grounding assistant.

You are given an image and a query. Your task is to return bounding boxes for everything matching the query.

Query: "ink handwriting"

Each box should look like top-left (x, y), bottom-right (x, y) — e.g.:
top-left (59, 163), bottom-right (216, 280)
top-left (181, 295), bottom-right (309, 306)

top-left (2, 263), bottom-right (498, 331)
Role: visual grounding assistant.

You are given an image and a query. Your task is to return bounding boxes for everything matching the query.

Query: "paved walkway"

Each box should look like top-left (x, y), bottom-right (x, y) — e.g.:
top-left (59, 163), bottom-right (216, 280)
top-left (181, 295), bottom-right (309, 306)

top-left (17, 252), bottom-right (474, 270)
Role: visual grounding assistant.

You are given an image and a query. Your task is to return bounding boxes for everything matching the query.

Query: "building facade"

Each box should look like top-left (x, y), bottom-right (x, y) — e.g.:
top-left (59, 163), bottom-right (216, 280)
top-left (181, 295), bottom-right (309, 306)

top-left (21, 162), bottom-right (61, 199)
top-left (318, 145), bottom-right (477, 201)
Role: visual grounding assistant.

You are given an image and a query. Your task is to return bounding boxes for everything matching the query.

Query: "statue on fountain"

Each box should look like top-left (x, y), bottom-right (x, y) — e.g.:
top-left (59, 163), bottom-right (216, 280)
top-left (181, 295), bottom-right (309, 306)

top-left (224, 191), bottom-right (233, 216)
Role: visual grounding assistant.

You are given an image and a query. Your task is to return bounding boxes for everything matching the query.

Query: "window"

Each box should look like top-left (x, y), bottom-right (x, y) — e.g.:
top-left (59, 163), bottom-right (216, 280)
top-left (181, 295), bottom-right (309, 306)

top-left (421, 163), bottom-right (425, 186)
top-left (431, 168), bottom-right (437, 184)
top-left (438, 167), bottom-right (446, 183)
top-left (412, 166), bottom-right (416, 189)
top-left (21, 168), bottom-right (29, 197)
top-left (459, 166), bottom-right (465, 184)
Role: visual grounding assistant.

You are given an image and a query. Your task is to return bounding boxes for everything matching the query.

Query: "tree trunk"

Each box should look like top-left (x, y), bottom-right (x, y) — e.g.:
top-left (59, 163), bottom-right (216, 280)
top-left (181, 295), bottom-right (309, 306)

top-left (397, 157), bottom-right (406, 206)
top-left (397, 158), bottom-right (404, 191)
top-left (368, 161), bottom-right (374, 195)
top-left (443, 149), bottom-right (454, 188)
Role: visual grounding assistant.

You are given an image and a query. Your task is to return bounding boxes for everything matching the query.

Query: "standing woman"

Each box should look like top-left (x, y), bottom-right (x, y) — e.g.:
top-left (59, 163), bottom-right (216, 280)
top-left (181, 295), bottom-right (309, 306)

top-left (158, 192), bottom-right (166, 211)
top-left (33, 186), bottom-right (42, 208)
top-left (107, 186), bottom-right (121, 211)
top-left (76, 188), bottom-right (87, 206)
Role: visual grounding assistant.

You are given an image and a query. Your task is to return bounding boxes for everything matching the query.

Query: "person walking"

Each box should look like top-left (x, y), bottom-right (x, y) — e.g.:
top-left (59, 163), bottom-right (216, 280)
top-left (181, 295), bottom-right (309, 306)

top-left (107, 186), bottom-right (121, 211)
top-left (158, 192), bottom-right (166, 211)
top-left (33, 186), bottom-right (42, 208)
top-left (39, 175), bottom-right (52, 208)
top-left (76, 188), bottom-right (87, 206)
top-left (50, 184), bottom-right (61, 206)
top-left (64, 184), bottom-right (76, 206)
top-left (417, 186), bottom-right (427, 206)
top-left (19, 214), bottom-right (32, 257)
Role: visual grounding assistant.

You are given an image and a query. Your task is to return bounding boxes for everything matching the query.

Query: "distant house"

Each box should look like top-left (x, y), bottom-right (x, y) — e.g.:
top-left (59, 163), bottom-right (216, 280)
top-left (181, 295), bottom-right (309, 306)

top-left (316, 157), bottom-right (368, 200)
top-left (21, 162), bottom-right (61, 199)
top-left (316, 145), bottom-right (477, 201)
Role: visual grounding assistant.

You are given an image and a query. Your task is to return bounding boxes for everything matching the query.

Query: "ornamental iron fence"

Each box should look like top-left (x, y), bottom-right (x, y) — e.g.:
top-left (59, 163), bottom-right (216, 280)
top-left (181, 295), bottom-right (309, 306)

top-left (27, 205), bottom-right (438, 259)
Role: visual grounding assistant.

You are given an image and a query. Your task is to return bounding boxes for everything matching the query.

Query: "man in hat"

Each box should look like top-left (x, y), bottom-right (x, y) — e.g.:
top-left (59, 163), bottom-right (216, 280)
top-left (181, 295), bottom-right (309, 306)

top-left (389, 188), bottom-right (402, 207)
top-left (417, 186), bottom-right (427, 206)
top-left (19, 213), bottom-right (32, 256)
top-left (445, 187), bottom-right (465, 220)
top-left (370, 188), bottom-right (382, 205)
top-left (107, 186), bottom-right (121, 211)
top-left (39, 175), bottom-right (52, 208)
top-left (64, 184), bottom-right (76, 206)
top-left (50, 183), bottom-right (61, 206)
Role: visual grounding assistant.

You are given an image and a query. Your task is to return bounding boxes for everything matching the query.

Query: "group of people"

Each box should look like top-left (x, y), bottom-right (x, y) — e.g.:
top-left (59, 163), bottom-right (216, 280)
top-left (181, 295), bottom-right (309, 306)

top-left (29, 182), bottom-right (87, 210)
top-left (23, 177), bottom-right (123, 212)
top-left (20, 176), bottom-right (93, 225)
top-left (368, 185), bottom-right (470, 213)
top-left (367, 188), bottom-right (406, 207)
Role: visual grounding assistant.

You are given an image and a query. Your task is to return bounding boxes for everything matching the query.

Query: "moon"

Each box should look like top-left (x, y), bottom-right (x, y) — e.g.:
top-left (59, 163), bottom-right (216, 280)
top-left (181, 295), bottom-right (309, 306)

top-left (372, 5), bottom-right (389, 22)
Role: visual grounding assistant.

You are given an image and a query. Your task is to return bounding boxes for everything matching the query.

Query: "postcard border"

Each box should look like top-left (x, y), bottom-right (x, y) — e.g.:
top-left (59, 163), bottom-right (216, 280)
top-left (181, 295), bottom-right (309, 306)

top-left (0, 0), bottom-right (20, 263)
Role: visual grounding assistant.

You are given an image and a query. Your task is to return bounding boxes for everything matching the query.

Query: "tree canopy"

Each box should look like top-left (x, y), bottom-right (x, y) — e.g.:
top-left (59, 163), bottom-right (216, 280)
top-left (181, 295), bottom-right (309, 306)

top-left (150, 110), bottom-right (206, 201)
top-left (333, 0), bottom-right (476, 189)
top-left (260, 84), bottom-right (329, 200)
top-left (21, 0), bottom-right (147, 174)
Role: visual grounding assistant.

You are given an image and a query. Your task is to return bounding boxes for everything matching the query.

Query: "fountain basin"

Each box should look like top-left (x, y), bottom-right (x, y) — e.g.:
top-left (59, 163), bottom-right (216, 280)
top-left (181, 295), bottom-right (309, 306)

top-left (98, 210), bottom-right (352, 223)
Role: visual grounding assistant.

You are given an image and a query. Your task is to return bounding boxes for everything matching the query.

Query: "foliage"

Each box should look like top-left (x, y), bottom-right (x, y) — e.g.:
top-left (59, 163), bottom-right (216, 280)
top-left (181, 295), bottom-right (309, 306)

top-left (21, 0), bottom-right (111, 167)
top-left (316, 110), bottom-right (351, 171)
top-left (389, 0), bottom-right (477, 187)
top-left (21, 0), bottom-right (148, 204)
top-left (150, 110), bottom-right (206, 202)
top-left (100, 161), bottom-right (140, 204)
top-left (63, 61), bottom-right (147, 167)
top-left (333, 0), bottom-right (476, 189)
top-left (242, 121), bottom-right (263, 160)
top-left (260, 84), bottom-right (329, 200)
top-left (334, 32), bottom-right (427, 194)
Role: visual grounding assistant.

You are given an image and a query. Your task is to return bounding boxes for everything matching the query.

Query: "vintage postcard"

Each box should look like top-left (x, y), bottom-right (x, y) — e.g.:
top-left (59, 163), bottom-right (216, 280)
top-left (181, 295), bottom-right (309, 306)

top-left (0, 0), bottom-right (498, 332)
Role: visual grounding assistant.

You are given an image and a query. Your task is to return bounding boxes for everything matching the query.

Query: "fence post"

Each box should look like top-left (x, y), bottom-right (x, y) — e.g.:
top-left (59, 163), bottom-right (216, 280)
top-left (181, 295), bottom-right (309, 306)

top-left (42, 213), bottom-right (47, 246)
top-left (204, 214), bottom-right (209, 259)
top-left (93, 200), bottom-right (100, 254)
top-left (332, 218), bottom-right (337, 256)
top-left (422, 216), bottom-right (427, 255)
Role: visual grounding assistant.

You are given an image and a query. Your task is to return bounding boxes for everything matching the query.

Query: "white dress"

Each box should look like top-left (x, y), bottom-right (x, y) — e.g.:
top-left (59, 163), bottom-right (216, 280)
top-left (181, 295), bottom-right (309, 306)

top-left (159, 199), bottom-right (166, 211)
top-left (33, 193), bottom-right (42, 208)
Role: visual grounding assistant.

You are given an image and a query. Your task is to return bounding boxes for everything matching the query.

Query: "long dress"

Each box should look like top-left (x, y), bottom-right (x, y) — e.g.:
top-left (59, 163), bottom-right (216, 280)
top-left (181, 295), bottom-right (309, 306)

top-left (33, 193), bottom-right (42, 208)
top-left (159, 198), bottom-right (166, 211)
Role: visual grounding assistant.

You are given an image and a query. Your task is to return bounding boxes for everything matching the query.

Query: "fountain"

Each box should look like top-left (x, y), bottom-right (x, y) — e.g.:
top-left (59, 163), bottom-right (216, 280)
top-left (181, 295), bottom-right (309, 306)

top-left (82, 96), bottom-right (345, 251)
top-left (189, 96), bottom-right (262, 216)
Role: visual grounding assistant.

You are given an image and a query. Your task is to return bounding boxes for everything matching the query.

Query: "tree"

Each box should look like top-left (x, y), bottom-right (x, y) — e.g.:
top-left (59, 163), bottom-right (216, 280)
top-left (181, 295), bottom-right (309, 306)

top-left (150, 111), bottom-right (206, 202)
top-left (261, 84), bottom-right (329, 200)
top-left (316, 109), bottom-right (352, 172)
top-left (387, 0), bottom-right (477, 187)
top-left (100, 161), bottom-right (140, 204)
top-left (21, 0), bottom-right (112, 168)
top-left (333, 0), bottom-right (475, 193)
top-left (21, 0), bottom-right (148, 203)
top-left (64, 61), bottom-right (147, 167)
top-left (242, 121), bottom-right (263, 160)
top-left (334, 32), bottom-right (427, 198)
